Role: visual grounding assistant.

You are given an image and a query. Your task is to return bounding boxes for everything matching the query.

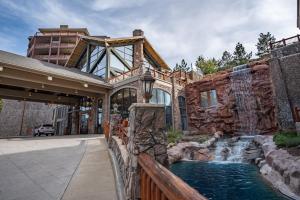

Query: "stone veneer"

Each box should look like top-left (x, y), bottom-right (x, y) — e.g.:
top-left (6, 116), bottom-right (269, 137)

top-left (109, 103), bottom-right (168, 200)
top-left (185, 60), bottom-right (277, 135)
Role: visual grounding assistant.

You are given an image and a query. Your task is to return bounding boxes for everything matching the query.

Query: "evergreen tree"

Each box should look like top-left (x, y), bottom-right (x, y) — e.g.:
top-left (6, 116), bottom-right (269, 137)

top-left (0, 99), bottom-right (3, 113)
top-left (256, 32), bottom-right (276, 57)
top-left (233, 42), bottom-right (252, 66)
top-left (195, 56), bottom-right (218, 75)
top-left (174, 59), bottom-right (190, 72)
top-left (219, 50), bottom-right (234, 69)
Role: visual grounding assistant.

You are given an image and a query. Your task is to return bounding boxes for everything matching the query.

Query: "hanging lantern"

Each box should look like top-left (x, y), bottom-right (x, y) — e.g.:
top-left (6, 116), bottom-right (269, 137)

top-left (140, 68), bottom-right (155, 103)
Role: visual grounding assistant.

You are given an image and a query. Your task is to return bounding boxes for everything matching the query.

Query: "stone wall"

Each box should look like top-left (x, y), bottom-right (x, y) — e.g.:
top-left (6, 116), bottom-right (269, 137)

top-left (270, 42), bottom-right (300, 130)
top-left (0, 99), bottom-right (55, 137)
top-left (185, 60), bottom-right (277, 135)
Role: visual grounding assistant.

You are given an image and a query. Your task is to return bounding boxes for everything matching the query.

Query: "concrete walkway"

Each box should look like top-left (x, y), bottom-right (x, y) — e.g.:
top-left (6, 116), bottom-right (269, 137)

top-left (0, 135), bottom-right (117, 200)
top-left (62, 138), bottom-right (117, 200)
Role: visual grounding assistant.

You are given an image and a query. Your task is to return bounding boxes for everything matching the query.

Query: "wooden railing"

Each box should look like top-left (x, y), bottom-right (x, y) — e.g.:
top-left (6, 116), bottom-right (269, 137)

top-left (138, 153), bottom-right (207, 200)
top-left (108, 67), bottom-right (140, 84)
top-left (270, 34), bottom-right (300, 50)
top-left (148, 68), bottom-right (172, 83)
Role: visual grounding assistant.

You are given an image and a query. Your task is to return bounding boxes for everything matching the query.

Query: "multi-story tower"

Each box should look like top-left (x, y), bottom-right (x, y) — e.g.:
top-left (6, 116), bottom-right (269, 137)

top-left (27, 25), bottom-right (89, 66)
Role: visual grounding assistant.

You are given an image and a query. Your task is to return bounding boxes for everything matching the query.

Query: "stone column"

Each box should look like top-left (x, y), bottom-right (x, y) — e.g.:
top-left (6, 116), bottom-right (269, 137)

top-left (88, 98), bottom-right (98, 134)
top-left (133, 29), bottom-right (145, 103)
top-left (125, 103), bottom-right (168, 200)
top-left (71, 105), bottom-right (80, 135)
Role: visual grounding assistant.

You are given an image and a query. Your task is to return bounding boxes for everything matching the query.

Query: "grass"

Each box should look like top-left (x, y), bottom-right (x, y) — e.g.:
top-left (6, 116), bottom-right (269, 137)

top-left (273, 131), bottom-right (300, 148)
top-left (167, 128), bottom-right (183, 144)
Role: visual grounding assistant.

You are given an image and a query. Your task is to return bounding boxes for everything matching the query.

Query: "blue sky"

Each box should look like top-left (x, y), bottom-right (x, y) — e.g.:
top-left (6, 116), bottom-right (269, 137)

top-left (0, 0), bottom-right (299, 68)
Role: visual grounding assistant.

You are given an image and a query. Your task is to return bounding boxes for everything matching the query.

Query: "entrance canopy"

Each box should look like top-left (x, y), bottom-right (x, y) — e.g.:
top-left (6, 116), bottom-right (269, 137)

top-left (0, 50), bottom-right (112, 105)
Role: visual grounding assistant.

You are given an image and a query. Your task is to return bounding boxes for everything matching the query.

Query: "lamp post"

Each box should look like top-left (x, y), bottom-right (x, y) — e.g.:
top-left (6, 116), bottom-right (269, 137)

top-left (140, 68), bottom-right (155, 103)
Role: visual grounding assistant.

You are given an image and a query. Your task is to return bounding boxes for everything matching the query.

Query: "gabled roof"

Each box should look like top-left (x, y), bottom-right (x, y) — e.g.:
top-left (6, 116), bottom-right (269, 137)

top-left (65, 35), bottom-right (170, 70)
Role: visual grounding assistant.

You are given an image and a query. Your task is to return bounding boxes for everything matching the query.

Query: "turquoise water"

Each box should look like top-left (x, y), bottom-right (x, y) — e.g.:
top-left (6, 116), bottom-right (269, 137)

top-left (170, 161), bottom-right (290, 200)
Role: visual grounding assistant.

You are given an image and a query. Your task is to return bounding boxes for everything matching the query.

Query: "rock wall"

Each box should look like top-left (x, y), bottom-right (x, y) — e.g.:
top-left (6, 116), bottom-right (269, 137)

top-left (185, 60), bottom-right (277, 135)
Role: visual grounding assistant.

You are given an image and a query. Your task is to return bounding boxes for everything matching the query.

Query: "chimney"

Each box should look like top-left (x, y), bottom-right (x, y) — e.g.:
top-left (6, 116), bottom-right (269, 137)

top-left (60, 24), bottom-right (69, 29)
top-left (133, 29), bottom-right (144, 36)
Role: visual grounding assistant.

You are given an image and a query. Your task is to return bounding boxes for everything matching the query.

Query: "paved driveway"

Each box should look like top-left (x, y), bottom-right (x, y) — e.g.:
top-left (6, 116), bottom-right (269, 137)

top-left (0, 135), bottom-right (101, 200)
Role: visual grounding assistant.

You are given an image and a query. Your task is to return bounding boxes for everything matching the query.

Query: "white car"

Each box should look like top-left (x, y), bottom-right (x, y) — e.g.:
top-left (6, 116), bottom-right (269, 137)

top-left (34, 124), bottom-right (55, 136)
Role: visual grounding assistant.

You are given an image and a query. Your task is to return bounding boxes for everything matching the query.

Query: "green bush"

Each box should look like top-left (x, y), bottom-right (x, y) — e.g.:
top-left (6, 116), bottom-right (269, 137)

top-left (167, 128), bottom-right (183, 144)
top-left (273, 131), bottom-right (300, 148)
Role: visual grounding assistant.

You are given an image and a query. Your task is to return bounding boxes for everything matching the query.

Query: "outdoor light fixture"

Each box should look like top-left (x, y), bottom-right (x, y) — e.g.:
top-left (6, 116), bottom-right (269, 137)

top-left (47, 76), bottom-right (53, 81)
top-left (41, 84), bottom-right (45, 88)
top-left (28, 92), bottom-right (32, 97)
top-left (75, 90), bottom-right (78, 94)
top-left (140, 68), bottom-right (155, 103)
top-left (83, 83), bottom-right (88, 88)
top-left (0, 66), bottom-right (3, 71)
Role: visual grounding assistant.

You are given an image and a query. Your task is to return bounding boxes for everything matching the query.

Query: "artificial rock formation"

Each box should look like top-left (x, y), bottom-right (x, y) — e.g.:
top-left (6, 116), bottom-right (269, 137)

top-left (185, 60), bottom-right (277, 135)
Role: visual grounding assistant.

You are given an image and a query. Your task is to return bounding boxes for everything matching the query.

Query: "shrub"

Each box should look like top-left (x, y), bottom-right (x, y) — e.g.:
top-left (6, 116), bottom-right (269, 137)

top-left (273, 131), bottom-right (300, 148)
top-left (167, 128), bottom-right (183, 144)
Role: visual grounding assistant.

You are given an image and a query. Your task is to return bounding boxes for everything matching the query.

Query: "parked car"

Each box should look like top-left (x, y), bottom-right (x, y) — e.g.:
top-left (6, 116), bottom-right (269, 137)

top-left (33, 124), bottom-right (55, 136)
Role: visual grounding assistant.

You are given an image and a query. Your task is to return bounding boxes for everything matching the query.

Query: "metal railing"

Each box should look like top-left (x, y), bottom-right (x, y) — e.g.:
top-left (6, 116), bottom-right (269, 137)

top-left (270, 34), bottom-right (300, 50)
top-left (139, 153), bottom-right (207, 200)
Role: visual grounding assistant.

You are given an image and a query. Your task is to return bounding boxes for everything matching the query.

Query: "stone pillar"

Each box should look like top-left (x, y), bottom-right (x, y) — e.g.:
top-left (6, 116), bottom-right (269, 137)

top-left (133, 29), bottom-right (145, 103)
top-left (269, 58), bottom-right (295, 130)
top-left (125, 103), bottom-right (168, 200)
top-left (88, 98), bottom-right (98, 134)
top-left (71, 105), bottom-right (80, 135)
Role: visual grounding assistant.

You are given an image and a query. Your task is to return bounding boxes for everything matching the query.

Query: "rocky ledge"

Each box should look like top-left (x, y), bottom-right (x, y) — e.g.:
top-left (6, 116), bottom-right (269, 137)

top-left (167, 131), bottom-right (222, 164)
top-left (246, 135), bottom-right (300, 200)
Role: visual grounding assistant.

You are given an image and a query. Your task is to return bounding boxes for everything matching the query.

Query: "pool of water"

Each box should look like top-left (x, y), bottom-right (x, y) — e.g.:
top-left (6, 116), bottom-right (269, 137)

top-left (170, 161), bottom-right (289, 200)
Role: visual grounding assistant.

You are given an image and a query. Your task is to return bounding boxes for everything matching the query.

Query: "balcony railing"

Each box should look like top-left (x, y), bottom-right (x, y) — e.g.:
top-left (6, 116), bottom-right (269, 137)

top-left (108, 67), bottom-right (140, 84)
top-left (139, 153), bottom-right (207, 200)
top-left (33, 55), bottom-right (70, 60)
top-left (270, 34), bottom-right (300, 50)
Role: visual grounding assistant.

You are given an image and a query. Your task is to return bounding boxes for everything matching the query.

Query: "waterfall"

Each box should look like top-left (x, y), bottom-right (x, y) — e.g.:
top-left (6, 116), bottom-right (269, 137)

top-left (213, 136), bottom-right (253, 163)
top-left (230, 64), bottom-right (258, 135)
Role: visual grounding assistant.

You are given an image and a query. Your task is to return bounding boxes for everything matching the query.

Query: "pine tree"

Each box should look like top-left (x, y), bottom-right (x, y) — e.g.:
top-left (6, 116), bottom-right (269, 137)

top-left (174, 59), bottom-right (190, 72)
top-left (233, 42), bottom-right (252, 66)
top-left (256, 32), bottom-right (276, 57)
top-left (219, 50), bottom-right (234, 69)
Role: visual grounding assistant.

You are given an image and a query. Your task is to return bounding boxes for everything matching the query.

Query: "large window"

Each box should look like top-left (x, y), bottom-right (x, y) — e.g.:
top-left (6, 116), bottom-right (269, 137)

top-left (150, 88), bottom-right (172, 128)
top-left (110, 88), bottom-right (137, 119)
top-left (200, 89), bottom-right (218, 108)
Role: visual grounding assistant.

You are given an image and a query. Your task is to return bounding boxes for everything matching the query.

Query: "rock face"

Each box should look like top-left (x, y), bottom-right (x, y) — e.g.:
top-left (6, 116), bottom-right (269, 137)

top-left (167, 131), bottom-right (222, 164)
top-left (185, 60), bottom-right (277, 135)
top-left (249, 135), bottom-right (300, 200)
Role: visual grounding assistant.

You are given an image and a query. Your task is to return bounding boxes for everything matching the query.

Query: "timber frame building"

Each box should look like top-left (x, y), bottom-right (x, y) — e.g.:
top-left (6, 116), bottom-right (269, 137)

top-left (0, 27), bottom-right (199, 135)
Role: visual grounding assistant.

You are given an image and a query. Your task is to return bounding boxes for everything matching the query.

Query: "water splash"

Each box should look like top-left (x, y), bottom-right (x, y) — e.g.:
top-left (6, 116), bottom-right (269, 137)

top-left (230, 64), bottom-right (258, 135)
top-left (213, 136), bottom-right (253, 163)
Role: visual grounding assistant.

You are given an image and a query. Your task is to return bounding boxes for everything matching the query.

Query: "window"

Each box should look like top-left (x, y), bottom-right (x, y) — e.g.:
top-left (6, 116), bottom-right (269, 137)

top-left (200, 90), bottom-right (218, 108)
top-left (150, 88), bottom-right (172, 128)
top-left (110, 88), bottom-right (137, 119)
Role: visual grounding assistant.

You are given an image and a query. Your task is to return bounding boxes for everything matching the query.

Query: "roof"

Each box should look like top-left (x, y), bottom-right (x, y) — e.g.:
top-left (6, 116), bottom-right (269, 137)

top-left (65, 35), bottom-right (170, 70)
top-left (38, 28), bottom-right (90, 36)
top-left (0, 50), bottom-right (112, 88)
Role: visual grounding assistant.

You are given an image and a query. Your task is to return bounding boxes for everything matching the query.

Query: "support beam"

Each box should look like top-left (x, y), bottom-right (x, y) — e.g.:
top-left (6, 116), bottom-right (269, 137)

top-left (87, 43), bottom-right (91, 71)
top-left (144, 49), bottom-right (161, 69)
top-left (105, 47), bottom-right (111, 80)
top-left (111, 47), bottom-right (132, 70)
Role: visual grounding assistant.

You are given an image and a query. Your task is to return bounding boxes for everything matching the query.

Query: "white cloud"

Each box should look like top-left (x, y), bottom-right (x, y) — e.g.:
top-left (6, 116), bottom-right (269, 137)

top-left (0, 0), bottom-right (299, 68)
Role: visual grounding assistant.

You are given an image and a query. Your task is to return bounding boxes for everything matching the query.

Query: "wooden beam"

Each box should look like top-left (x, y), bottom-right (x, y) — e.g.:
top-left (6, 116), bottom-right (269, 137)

top-left (0, 87), bottom-right (80, 105)
top-left (111, 47), bottom-right (132, 70)
top-left (105, 47), bottom-right (111, 79)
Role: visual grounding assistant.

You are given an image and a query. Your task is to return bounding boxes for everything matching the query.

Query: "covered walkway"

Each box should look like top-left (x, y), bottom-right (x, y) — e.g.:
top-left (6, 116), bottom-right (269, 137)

top-left (0, 50), bottom-right (112, 105)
